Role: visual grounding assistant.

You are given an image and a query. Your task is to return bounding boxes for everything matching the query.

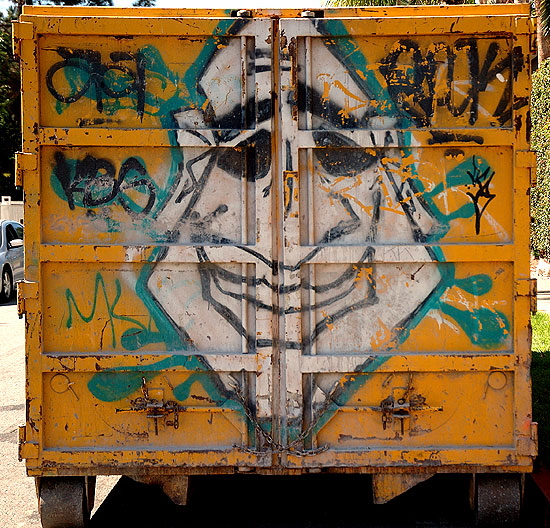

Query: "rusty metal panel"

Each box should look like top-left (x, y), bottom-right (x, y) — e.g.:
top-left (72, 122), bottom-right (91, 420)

top-left (279, 11), bottom-right (535, 470)
top-left (19, 13), bottom-right (276, 472)
top-left (16, 5), bottom-right (535, 477)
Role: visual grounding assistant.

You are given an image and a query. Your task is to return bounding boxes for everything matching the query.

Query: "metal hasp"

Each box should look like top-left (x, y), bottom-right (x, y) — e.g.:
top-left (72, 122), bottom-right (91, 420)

top-left (14, 4), bottom-right (536, 526)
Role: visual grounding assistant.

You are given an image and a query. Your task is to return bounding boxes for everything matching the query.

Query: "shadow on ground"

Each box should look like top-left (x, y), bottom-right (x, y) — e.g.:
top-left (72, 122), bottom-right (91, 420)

top-left (90, 472), bottom-right (548, 528)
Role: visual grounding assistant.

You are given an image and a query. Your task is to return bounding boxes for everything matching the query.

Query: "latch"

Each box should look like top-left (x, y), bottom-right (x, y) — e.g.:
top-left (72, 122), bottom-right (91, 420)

top-left (283, 170), bottom-right (298, 218)
top-left (378, 386), bottom-right (442, 434)
top-left (116, 377), bottom-right (184, 435)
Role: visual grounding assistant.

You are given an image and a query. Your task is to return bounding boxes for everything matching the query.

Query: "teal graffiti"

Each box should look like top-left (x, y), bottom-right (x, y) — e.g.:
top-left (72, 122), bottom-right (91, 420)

top-left (65, 272), bottom-right (159, 349)
top-left (387, 254), bottom-right (510, 352)
top-left (439, 303), bottom-right (509, 349)
top-left (51, 153), bottom-right (160, 235)
top-left (48, 23), bottom-right (512, 452)
top-left (310, 23), bottom-right (509, 351)
top-left (308, 355), bottom-right (390, 439)
top-left (319, 21), bottom-right (510, 353)
top-left (415, 155), bottom-right (497, 242)
top-left (84, 249), bottom-right (241, 416)
top-left (88, 357), bottom-right (236, 408)
top-left (50, 20), bottom-right (239, 228)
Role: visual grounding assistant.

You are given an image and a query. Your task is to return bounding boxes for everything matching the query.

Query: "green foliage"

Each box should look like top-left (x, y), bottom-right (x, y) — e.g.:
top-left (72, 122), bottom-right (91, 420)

top-left (532, 350), bottom-right (550, 467)
top-left (531, 59), bottom-right (550, 259)
top-left (539, 0), bottom-right (550, 38)
top-left (532, 311), bottom-right (550, 352)
top-left (532, 351), bottom-right (550, 467)
top-left (0, 7), bottom-right (21, 200)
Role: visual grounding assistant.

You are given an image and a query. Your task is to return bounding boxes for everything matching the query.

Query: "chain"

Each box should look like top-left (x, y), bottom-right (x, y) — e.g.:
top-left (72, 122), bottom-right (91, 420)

top-left (232, 384), bottom-right (328, 457)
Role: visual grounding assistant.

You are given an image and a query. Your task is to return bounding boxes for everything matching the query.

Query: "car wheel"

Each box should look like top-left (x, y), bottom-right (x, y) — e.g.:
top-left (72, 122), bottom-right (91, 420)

top-left (0, 267), bottom-right (13, 303)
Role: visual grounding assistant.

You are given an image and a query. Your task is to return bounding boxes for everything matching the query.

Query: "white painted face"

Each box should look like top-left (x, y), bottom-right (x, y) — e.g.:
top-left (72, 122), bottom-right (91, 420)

top-left (147, 21), bottom-right (443, 356)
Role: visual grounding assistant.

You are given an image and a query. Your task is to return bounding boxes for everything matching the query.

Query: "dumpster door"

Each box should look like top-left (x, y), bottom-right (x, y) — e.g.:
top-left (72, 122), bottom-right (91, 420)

top-left (279, 14), bottom-right (532, 468)
top-left (18, 7), bottom-right (534, 474)
top-left (26, 15), bottom-right (277, 467)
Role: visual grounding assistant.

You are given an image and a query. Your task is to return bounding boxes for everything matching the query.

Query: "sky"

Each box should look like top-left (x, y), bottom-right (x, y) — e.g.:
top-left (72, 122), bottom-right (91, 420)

top-left (3, 0), bottom-right (323, 12)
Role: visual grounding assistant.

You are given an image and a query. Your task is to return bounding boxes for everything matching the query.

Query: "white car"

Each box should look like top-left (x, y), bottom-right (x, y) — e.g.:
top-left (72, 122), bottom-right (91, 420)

top-left (0, 220), bottom-right (23, 303)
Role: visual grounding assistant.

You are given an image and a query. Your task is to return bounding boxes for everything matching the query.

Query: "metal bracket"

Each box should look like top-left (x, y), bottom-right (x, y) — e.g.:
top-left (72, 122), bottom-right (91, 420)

top-left (515, 150), bottom-right (537, 187)
top-left (516, 278), bottom-right (537, 313)
top-left (15, 151), bottom-right (37, 188)
top-left (17, 280), bottom-right (38, 319)
top-left (18, 425), bottom-right (39, 461)
top-left (12, 21), bottom-right (34, 60)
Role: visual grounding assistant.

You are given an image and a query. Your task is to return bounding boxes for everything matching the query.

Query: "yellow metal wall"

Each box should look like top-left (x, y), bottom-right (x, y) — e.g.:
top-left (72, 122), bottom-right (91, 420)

top-left (15, 5), bottom-right (536, 477)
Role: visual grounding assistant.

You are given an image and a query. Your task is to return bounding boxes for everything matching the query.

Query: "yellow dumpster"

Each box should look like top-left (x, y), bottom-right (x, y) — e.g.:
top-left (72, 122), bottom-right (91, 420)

top-left (14, 5), bottom-right (536, 526)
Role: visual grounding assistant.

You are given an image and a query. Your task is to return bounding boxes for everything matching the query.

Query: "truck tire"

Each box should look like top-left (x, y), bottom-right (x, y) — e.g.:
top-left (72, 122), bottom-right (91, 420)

top-left (474, 474), bottom-right (522, 527)
top-left (38, 476), bottom-right (91, 528)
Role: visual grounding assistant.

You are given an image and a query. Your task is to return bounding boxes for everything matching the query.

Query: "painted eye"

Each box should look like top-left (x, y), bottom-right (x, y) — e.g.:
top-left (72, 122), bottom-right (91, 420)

top-left (313, 131), bottom-right (377, 177)
top-left (217, 128), bottom-right (271, 181)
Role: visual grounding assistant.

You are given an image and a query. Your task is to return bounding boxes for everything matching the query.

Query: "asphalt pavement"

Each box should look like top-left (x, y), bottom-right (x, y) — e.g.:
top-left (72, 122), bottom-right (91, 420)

top-left (0, 299), bottom-right (118, 528)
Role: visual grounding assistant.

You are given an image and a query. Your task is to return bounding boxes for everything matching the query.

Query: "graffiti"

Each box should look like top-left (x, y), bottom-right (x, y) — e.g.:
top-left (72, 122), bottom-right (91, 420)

top-left (410, 153), bottom-right (500, 241)
top-left (463, 156), bottom-right (497, 235)
top-left (379, 38), bottom-right (517, 127)
top-left (65, 272), bottom-right (151, 349)
top-left (43, 17), bottom-right (516, 450)
top-left (52, 152), bottom-right (156, 218)
top-left (46, 47), bottom-right (147, 119)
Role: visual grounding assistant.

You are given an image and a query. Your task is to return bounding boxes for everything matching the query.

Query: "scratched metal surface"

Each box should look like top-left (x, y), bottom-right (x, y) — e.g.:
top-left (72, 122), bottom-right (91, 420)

top-left (15, 5), bottom-right (536, 477)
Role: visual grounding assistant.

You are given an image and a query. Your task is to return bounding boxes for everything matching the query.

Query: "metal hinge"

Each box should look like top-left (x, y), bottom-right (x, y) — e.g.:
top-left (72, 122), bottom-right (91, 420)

top-left (12, 21), bottom-right (34, 60)
top-left (301, 9), bottom-right (324, 17)
top-left (18, 425), bottom-right (38, 461)
top-left (15, 152), bottom-right (37, 189)
top-left (516, 278), bottom-right (537, 313)
top-left (17, 280), bottom-right (38, 319)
